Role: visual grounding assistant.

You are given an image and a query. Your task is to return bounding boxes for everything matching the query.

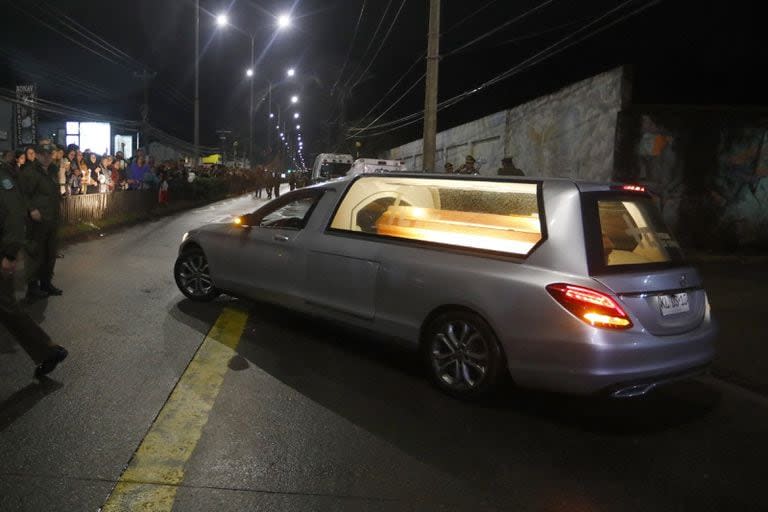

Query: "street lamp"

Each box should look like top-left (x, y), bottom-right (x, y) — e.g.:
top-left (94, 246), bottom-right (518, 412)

top-left (277, 14), bottom-right (292, 29)
top-left (246, 68), bottom-right (254, 77)
top-left (293, 112), bottom-right (300, 119)
top-left (269, 113), bottom-right (274, 118)
top-left (286, 68), bottom-right (295, 77)
top-left (291, 95), bottom-right (299, 104)
top-left (216, 13), bottom-right (228, 27)
top-left (296, 124), bottom-right (300, 130)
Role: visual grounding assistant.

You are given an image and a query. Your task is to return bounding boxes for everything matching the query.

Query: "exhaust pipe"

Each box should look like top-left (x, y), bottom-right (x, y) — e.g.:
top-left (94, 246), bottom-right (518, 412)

top-left (611, 383), bottom-right (656, 398)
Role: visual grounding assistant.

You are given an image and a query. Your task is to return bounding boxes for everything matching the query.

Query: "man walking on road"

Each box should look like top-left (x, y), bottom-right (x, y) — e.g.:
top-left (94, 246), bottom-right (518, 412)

top-left (19, 143), bottom-right (63, 299)
top-left (0, 159), bottom-right (68, 378)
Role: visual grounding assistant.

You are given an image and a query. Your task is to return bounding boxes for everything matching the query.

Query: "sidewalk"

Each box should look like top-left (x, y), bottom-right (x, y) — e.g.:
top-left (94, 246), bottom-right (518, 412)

top-left (698, 261), bottom-right (768, 395)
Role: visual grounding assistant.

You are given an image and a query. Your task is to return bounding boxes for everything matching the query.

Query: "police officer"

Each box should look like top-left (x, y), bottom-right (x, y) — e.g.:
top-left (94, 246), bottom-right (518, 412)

top-left (0, 159), bottom-right (68, 378)
top-left (456, 155), bottom-right (480, 175)
top-left (19, 143), bottom-right (63, 299)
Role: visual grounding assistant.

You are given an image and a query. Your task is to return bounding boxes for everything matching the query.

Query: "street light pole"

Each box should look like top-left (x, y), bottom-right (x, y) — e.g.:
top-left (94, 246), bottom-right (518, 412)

top-left (194, 0), bottom-right (200, 165)
top-left (248, 35), bottom-right (255, 167)
top-left (422, 0), bottom-right (441, 173)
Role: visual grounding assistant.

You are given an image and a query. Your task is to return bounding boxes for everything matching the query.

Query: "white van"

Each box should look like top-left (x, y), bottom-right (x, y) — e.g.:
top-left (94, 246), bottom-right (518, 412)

top-left (348, 158), bottom-right (407, 175)
top-left (311, 153), bottom-right (354, 183)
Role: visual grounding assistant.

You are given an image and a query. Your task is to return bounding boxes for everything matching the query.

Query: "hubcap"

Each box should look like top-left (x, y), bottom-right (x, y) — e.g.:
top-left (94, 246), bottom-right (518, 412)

top-left (430, 320), bottom-right (489, 390)
top-left (177, 254), bottom-right (213, 296)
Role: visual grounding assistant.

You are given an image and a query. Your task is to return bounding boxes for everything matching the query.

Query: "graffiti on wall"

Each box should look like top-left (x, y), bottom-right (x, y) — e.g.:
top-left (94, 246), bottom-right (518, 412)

top-left (618, 112), bottom-right (768, 249)
top-left (711, 126), bottom-right (768, 246)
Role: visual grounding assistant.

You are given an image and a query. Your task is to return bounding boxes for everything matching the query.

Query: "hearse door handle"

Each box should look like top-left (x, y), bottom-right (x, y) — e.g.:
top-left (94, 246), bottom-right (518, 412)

top-left (273, 234), bottom-right (290, 242)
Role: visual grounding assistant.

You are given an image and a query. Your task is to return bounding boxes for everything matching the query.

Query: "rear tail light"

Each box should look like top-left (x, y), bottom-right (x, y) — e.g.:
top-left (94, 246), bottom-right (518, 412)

top-left (611, 184), bottom-right (647, 193)
top-left (546, 283), bottom-right (632, 329)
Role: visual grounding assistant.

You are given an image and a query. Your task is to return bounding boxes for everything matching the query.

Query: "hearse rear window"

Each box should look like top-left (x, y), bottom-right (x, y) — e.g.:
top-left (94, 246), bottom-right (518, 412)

top-left (330, 176), bottom-right (542, 256)
top-left (597, 197), bottom-right (684, 267)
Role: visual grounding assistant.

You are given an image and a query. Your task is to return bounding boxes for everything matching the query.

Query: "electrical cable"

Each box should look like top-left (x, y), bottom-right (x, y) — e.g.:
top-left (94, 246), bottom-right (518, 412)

top-left (349, 0), bottom-right (408, 90)
top-left (331, 0), bottom-right (368, 96)
top-left (340, 0), bottom-right (394, 90)
top-left (352, 0), bottom-right (661, 137)
top-left (347, 0), bottom-right (557, 133)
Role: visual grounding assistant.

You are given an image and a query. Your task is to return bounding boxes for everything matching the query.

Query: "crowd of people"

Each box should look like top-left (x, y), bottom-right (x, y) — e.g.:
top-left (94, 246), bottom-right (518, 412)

top-left (2, 141), bottom-right (267, 207)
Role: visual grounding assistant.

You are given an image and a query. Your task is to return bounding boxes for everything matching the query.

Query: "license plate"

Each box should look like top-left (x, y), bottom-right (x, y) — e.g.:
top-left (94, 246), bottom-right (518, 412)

top-left (659, 292), bottom-right (690, 316)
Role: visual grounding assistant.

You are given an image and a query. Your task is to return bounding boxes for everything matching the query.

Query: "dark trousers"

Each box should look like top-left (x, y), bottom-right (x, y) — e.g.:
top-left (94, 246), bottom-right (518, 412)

top-left (26, 221), bottom-right (58, 286)
top-left (0, 274), bottom-right (55, 364)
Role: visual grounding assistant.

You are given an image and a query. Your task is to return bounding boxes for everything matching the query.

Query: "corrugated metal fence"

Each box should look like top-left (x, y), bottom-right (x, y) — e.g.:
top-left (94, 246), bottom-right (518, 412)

top-left (59, 192), bottom-right (157, 225)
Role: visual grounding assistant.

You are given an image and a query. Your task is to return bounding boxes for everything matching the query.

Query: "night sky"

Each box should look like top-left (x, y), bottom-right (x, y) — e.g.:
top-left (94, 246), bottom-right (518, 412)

top-left (0, 0), bottom-right (763, 159)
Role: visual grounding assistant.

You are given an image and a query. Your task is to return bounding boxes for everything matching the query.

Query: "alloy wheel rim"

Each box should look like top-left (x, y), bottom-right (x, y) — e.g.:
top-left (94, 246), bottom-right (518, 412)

top-left (178, 254), bottom-right (213, 296)
top-left (430, 320), bottom-right (489, 390)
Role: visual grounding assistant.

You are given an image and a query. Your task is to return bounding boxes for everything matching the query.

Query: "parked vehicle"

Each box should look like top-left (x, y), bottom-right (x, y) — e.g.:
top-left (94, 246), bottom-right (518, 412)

top-left (175, 174), bottom-right (716, 399)
top-left (348, 158), bottom-right (407, 175)
top-left (310, 153), bottom-right (353, 183)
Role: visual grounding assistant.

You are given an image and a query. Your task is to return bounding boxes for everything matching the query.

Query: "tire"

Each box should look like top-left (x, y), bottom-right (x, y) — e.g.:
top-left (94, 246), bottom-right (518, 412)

top-left (174, 248), bottom-right (220, 302)
top-left (422, 310), bottom-right (507, 399)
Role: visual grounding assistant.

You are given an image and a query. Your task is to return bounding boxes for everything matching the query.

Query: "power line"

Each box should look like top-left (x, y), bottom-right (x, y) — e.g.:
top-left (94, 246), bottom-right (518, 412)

top-left (347, 0), bottom-right (556, 132)
top-left (341, 0), bottom-right (394, 90)
top-left (443, 0), bottom-right (556, 57)
top-left (352, 0), bottom-right (661, 137)
top-left (331, 0), bottom-right (368, 96)
top-left (349, 0), bottom-right (408, 90)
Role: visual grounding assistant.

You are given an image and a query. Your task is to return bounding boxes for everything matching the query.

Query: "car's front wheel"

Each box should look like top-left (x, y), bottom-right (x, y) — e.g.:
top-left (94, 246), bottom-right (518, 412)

top-left (423, 311), bottom-right (507, 399)
top-left (174, 248), bottom-right (220, 302)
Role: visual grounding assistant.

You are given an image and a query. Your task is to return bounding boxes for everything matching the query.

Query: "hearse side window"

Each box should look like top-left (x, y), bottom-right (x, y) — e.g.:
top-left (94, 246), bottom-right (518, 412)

top-left (330, 176), bottom-right (542, 256)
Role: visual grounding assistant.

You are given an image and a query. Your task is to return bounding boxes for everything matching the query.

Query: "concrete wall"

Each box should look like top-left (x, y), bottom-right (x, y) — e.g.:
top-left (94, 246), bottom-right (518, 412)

top-left (383, 67), bottom-right (627, 179)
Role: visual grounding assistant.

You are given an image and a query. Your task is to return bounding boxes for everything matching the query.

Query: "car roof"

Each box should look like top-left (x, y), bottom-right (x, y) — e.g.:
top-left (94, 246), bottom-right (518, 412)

top-left (310, 172), bottom-right (614, 192)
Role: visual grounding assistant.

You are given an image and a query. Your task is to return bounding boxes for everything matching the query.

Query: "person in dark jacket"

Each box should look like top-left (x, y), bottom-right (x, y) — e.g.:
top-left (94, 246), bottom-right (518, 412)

top-left (0, 160), bottom-right (67, 378)
top-left (19, 144), bottom-right (63, 299)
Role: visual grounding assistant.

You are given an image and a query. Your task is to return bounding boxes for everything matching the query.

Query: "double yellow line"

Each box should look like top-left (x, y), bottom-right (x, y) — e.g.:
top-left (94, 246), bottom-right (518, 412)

top-left (102, 308), bottom-right (248, 511)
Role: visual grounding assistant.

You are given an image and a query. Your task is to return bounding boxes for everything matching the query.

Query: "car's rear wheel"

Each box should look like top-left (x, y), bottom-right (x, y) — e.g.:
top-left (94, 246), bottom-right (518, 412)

top-left (174, 248), bottom-right (220, 301)
top-left (423, 311), bottom-right (506, 399)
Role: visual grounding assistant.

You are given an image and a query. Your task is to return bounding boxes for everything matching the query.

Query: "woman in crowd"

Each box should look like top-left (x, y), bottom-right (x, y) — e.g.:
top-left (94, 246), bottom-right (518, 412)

top-left (99, 154), bottom-right (113, 193)
top-left (13, 150), bottom-right (25, 179)
top-left (84, 151), bottom-right (100, 194)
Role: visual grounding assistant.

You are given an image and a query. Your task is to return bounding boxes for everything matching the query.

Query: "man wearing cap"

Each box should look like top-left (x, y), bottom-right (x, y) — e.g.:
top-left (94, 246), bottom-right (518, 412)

top-left (444, 162), bottom-right (454, 174)
top-left (456, 155), bottom-right (480, 175)
top-left (18, 143), bottom-right (63, 299)
top-left (497, 156), bottom-right (525, 176)
top-left (0, 157), bottom-right (68, 378)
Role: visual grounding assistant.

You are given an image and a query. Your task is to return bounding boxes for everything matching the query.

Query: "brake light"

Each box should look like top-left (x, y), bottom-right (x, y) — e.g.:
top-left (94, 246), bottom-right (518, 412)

top-left (611, 184), bottom-right (646, 193)
top-left (546, 283), bottom-right (632, 329)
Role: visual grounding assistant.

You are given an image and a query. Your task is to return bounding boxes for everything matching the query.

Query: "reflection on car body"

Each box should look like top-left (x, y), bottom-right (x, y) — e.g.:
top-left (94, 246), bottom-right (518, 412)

top-left (175, 175), bottom-right (716, 399)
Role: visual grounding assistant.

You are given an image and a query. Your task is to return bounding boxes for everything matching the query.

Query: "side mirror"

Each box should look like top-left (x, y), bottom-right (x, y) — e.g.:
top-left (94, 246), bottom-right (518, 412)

top-left (234, 214), bottom-right (256, 228)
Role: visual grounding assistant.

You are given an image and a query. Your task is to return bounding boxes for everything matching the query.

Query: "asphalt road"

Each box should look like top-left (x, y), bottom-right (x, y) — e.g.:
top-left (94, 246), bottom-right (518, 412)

top-left (1, 193), bottom-right (767, 511)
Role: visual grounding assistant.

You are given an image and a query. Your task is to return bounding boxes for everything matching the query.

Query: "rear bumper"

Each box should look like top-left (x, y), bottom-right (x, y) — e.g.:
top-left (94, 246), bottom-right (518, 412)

top-left (506, 320), bottom-right (717, 395)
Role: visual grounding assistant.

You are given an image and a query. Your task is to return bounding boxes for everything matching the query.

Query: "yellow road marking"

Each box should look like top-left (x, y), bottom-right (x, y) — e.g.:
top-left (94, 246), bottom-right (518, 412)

top-left (102, 308), bottom-right (249, 511)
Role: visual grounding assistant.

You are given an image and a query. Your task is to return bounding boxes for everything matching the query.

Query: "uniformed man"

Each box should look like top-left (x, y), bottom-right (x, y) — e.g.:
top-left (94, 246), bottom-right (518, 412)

top-left (444, 162), bottom-right (454, 174)
top-left (0, 159), bottom-right (68, 378)
top-left (456, 155), bottom-right (480, 175)
top-left (19, 144), bottom-right (63, 299)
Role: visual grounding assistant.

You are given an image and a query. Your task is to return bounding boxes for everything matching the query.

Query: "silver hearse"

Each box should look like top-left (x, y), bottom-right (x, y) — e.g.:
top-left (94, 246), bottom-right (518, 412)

top-left (175, 175), bottom-right (715, 399)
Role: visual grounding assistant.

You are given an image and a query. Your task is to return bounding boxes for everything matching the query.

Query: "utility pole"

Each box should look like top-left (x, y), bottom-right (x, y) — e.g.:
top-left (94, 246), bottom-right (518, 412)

top-left (194, 0), bottom-right (200, 165)
top-left (422, 0), bottom-right (441, 173)
top-left (267, 81), bottom-right (272, 152)
top-left (133, 69), bottom-right (156, 150)
top-left (248, 35), bottom-right (255, 168)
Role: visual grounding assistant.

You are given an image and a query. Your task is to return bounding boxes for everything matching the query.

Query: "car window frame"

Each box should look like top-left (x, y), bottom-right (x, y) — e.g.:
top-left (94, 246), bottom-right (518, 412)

top-left (324, 174), bottom-right (548, 262)
top-left (580, 190), bottom-right (688, 275)
top-left (250, 189), bottom-right (325, 231)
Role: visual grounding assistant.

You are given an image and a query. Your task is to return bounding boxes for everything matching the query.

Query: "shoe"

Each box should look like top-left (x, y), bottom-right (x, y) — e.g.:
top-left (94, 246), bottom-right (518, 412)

top-left (34, 346), bottom-right (68, 379)
top-left (41, 283), bottom-right (63, 296)
top-left (26, 283), bottom-right (49, 301)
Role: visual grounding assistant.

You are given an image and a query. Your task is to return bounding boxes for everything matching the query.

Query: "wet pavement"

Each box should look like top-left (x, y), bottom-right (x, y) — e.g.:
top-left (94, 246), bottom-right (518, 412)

top-left (1, 193), bottom-right (767, 511)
